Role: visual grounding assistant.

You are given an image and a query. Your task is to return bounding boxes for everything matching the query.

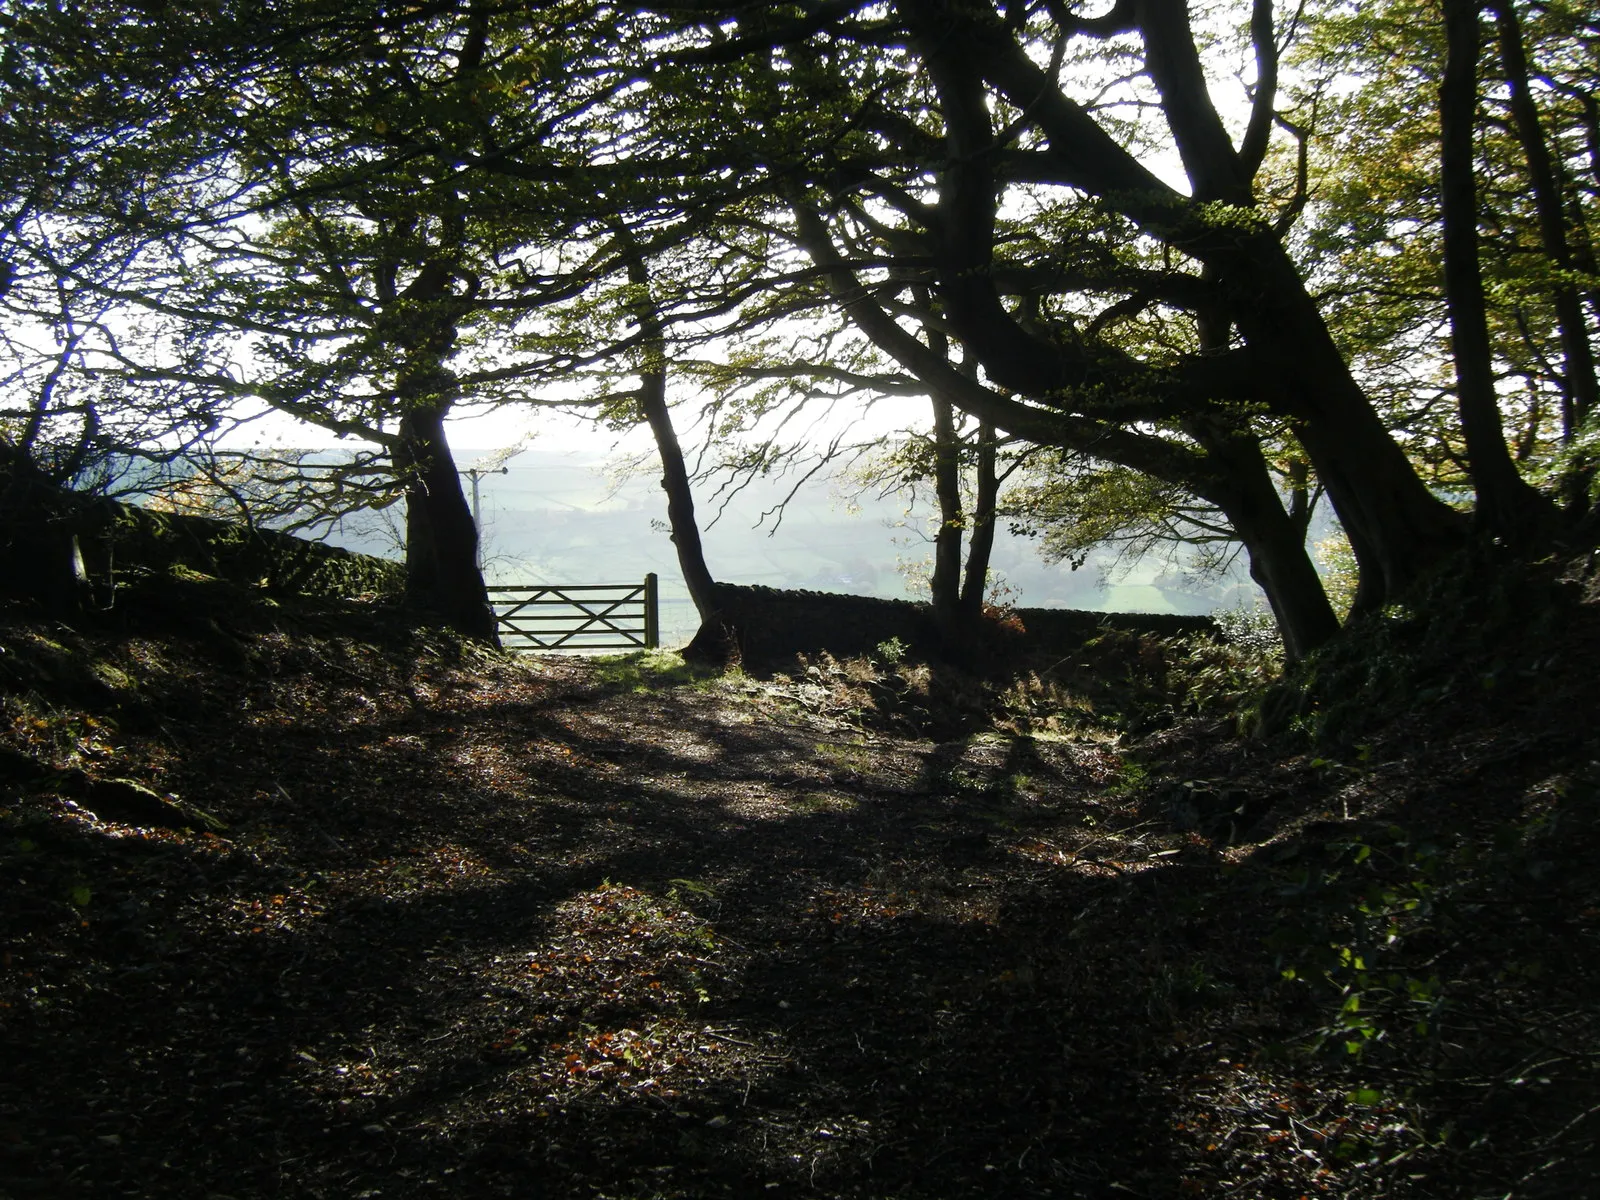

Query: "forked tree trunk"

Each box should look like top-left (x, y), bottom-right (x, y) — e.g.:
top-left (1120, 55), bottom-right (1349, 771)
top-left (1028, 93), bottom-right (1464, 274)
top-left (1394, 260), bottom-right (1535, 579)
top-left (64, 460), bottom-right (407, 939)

top-left (929, 404), bottom-right (1003, 666)
top-left (921, 291), bottom-right (1001, 664)
top-left (910, 0), bottom-right (1471, 610)
top-left (1134, 0), bottom-right (1474, 602)
top-left (1192, 302), bottom-right (1341, 661)
top-left (1220, 236), bottom-right (1470, 611)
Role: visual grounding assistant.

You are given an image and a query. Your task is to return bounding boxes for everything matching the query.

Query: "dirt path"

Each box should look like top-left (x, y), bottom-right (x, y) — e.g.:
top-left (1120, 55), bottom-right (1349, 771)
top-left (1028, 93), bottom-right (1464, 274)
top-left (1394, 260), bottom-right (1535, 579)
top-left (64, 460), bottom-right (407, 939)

top-left (4, 620), bottom-right (1595, 1198)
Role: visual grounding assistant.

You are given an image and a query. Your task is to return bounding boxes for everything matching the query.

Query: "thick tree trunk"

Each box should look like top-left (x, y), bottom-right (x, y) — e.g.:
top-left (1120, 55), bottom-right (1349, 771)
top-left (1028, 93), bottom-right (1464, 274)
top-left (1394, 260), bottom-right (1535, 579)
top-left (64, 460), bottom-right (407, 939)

top-left (1193, 300), bottom-right (1340, 661)
top-left (1197, 431), bottom-right (1341, 662)
top-left (1238, 515), bottom-right (1340, 663)
top-left (1440, 0), bottom-right (1557, 540)
top-left (1126, 0), bottom-right (1468, 597)
top-left (380, 237), bottom-right (496, 644)
top-left (394, 403), bottom-right (498, 644)
top-left (910, 0), bottom-right (1468, 612)
top-left (1220, 235), bottom-right (1469, 610)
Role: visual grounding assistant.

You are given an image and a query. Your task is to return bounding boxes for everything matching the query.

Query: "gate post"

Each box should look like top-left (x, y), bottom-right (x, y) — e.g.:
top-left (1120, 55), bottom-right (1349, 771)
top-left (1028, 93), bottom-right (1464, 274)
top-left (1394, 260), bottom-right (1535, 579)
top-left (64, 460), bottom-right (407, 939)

top-left (644, 572), bottom-right (659, 649)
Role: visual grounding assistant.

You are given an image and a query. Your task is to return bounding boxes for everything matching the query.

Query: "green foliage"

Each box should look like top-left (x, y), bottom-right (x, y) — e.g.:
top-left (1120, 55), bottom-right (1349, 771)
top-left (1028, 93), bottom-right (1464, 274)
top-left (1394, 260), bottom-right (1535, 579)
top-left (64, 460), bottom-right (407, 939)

top-left (1106, 757), bottom-right (1149, 799)
top-left (873, 636), bottom-right (908, 666)
top-left (1313, 528), bottom-right (1359, 622)
top-left (586, 881), bottom-right (716, 952)
top-left (771, 615), bottom-right (1271, 743)
top-left (1294, 0), bottom-right (1596, 480)
top-left (6, 0), bottom-right (1590, 668)
top-left (1059, 625), bottom-right (1280, 734)
top-left (1166, 633), bottom-right (1283, 723)
top-left (1271, 827), bottom-right (1446, 1060)
top-left (993, 670), bottom-right (1100, 737)
top-left (1006, 456), bottom-right (1234, 574)
top-left (1211, 603), bottom-right (1283, 656)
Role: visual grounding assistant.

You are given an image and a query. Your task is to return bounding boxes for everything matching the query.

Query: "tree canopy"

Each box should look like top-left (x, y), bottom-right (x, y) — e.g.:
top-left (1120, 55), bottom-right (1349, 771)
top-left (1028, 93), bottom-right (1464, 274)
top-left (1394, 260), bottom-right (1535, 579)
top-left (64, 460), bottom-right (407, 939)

top-left (2, 0), bottom-right (1595, 651)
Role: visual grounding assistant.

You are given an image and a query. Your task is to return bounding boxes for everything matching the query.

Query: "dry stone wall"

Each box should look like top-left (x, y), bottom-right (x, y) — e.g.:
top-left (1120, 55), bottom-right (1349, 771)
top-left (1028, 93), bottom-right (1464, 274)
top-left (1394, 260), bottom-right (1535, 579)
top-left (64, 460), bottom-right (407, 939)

top-left (708, 582), bottom-right (1215, 668)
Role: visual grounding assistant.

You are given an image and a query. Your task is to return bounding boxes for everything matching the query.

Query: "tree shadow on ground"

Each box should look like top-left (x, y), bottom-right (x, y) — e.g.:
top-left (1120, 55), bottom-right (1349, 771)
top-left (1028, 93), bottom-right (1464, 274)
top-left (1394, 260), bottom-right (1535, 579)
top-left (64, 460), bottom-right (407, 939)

top-left (2, 647), bottom-right (1223, 1199)
top-left (8, 616), bottom-right (1600, 1199)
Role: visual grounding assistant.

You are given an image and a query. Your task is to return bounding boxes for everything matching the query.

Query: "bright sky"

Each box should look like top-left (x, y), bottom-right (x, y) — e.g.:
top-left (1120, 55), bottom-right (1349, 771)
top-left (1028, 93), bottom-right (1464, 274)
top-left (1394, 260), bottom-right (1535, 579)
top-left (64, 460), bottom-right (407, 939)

top-left (241, 375), bottom-right (925, 477)
top-left (239, 395), bottom-right (640, 458)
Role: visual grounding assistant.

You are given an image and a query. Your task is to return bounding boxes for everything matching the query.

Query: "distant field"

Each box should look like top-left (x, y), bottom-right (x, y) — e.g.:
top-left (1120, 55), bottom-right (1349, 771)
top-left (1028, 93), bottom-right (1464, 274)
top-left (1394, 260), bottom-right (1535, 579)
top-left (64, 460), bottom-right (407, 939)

top-left (326, 448), bottom-right (1262, 638)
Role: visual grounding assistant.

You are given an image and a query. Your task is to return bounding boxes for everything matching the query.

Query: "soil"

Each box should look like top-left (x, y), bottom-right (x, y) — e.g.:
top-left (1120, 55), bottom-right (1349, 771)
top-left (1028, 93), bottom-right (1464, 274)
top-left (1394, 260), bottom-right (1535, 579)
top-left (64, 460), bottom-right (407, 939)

top-left (1, 574), bottom-right (1597, 1199)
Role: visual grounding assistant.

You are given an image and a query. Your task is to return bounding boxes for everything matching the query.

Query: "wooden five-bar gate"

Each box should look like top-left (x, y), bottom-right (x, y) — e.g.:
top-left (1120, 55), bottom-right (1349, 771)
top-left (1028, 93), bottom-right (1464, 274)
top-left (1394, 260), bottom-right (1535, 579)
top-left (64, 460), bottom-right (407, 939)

top-left (488, 574), bottom-right (659, 651)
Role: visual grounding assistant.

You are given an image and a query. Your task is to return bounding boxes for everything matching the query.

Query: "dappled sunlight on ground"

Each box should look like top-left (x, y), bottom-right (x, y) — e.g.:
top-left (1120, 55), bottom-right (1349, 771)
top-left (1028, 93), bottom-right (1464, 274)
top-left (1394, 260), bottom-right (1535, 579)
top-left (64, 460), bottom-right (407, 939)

top-left (5, 600), bottom-right (1600, 1199)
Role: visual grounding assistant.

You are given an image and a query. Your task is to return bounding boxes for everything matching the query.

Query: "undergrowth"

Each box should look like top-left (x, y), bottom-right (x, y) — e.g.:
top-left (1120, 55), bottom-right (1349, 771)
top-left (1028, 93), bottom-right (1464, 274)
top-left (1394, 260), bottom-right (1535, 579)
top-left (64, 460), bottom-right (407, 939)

top-left (3, 545), bottom-right (1597, 1198)
top-left (1255, 545), bottom-right (1585, 747)
top-left (756, 619), bottom-right (1280, 742)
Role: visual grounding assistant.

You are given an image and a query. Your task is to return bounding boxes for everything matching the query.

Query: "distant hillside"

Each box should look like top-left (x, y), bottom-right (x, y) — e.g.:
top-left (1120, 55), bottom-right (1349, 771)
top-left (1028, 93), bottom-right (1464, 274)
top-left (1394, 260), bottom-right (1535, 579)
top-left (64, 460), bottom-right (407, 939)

top-left (324, 447), bottom-right (1264, 643)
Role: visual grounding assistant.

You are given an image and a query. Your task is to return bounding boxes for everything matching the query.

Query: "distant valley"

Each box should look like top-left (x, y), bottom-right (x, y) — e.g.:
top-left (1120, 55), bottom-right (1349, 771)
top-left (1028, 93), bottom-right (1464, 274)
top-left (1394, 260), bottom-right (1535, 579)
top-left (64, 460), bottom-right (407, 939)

top-left (326, 448), bottom-right (1261, 645)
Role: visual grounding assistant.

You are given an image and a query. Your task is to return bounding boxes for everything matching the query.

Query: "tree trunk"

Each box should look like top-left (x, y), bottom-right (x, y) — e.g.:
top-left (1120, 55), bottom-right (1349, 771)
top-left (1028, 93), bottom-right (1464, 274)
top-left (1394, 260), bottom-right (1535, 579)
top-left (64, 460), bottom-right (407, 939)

top-left (1490, 0), bottom-right (1600, 444)
top-left (1194, 296), bottom-right (1339, 661)
top-left (1440, 0), bottom-right (1556, 540)
top-left (1197, 431), bottom-right (1341, 662)
top-left (958, 417), bottom-right (999, 625)
top-left (394, 402), bottom-right (498, 644)
top-left (928, 393), bottom-right (967, 655)
top-left (1132, 0), bottom-right (1471, 596)
top-left (913, 0), bottom-right (1470, 608)
top-left (380, 238), bottom-right (497, 644)
top-left (620, 237), bottom-right (731, 664)
top-left (641, 358), bottom-right (731, 664)
top-left (1220, 235), bottom-right (1470, 610)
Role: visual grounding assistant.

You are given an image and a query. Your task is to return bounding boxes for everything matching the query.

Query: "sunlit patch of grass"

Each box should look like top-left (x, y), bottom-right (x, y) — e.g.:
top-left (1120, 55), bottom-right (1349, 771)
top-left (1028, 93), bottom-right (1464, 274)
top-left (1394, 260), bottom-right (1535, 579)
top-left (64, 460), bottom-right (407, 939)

top-left (89, 660), bottom-right (136, 692)
top-left (589, 649), bottom-right (715, 692)
top-left (813, 739), bottom-right (875, 773)
top-left (665, 876), bottom-right (716, 904)
top-left (1107, 757), bottom-right (1149, 797)
top-left (786, 790), bottom-right (859, 815)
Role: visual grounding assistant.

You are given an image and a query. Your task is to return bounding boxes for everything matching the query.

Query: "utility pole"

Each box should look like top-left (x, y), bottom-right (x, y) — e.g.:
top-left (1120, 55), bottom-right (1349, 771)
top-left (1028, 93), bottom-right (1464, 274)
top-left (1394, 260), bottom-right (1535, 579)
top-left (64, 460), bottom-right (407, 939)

top-left (460, 466), bottom-right (508, 570)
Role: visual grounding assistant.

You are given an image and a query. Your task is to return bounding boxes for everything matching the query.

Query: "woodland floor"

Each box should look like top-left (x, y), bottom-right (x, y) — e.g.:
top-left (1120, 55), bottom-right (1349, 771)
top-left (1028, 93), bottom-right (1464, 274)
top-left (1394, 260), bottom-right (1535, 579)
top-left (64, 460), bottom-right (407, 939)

top-left (2, 575), bottom-right (1599, 1199)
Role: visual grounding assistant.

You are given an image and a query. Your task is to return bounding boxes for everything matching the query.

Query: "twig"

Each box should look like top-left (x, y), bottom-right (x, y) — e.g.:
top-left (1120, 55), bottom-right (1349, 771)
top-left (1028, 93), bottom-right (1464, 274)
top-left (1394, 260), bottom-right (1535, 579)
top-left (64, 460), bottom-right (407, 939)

top-left (702, 1030), bottom-right (758, 1048)
top-left (1534, 1100), bottom-right (1600, 1150)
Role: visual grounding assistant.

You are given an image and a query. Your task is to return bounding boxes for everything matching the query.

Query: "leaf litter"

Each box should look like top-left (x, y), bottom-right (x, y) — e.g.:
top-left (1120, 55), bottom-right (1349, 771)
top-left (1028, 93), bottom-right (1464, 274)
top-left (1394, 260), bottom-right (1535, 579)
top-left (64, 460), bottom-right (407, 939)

top-left (1, 582), bottom-right (1598, 1198)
